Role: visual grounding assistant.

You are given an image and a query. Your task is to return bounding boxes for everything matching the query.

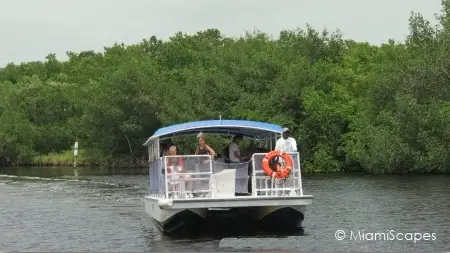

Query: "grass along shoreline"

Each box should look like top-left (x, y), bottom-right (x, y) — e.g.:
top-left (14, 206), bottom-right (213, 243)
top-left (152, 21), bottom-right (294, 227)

top-left (1, 149), bottom-right (447, 174)
top-left (29, 149), bottom-right (147, 168)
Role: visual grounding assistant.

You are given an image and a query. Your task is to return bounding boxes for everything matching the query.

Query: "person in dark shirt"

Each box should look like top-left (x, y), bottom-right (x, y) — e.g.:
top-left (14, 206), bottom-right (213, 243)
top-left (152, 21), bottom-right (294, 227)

top-left (193, 132), bottom-right (216, 197)
top-left (195, 132), bottom-right (216, 157)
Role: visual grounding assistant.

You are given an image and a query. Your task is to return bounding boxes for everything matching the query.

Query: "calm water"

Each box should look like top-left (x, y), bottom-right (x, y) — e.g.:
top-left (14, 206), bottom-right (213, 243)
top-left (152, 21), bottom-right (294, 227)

top-left (0, 166), bottom-right (448, 252)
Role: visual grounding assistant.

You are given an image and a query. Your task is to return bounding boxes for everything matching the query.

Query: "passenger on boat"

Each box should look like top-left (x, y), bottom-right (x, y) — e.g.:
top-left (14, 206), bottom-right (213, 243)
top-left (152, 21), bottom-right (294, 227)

top-left (228, 134), bottom-right (248, 163)
top-left (165, 145), bottom-right (193, 198)
top-left (275, 127), bottom-right (298, 153)
top-left (192, 132), bottom-right (216, 196)
top-left (159, 143), bottom-right (167, 157)
top-left (194, 132), bottom-right (216, 158)
top-left (273, 127), bottom-right (298, 173)
top-left (159, 139), bottom-right (173, 157)
top-left (195, 132), bottom-right (216, 169)
top-left (166, 145), bottom-right (183, 172)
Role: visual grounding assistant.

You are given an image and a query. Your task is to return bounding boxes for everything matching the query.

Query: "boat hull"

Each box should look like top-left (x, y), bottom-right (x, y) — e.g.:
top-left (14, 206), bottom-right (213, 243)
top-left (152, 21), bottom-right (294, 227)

top-left (257, 206), bottom-right (305, 232)
top-left (144, 196), bottom-right (312, 235)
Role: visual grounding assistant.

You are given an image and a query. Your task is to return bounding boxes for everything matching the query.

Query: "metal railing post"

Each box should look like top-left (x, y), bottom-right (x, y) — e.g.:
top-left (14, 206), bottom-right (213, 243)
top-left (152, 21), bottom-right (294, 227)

top-left (148, 163), bottom-right (154, 195)
top-left (251, 154), bottom-right (257, 196)
top-left (210, 156), bottom-right (214, 198)
top-left (164, 157), bottom-right (169, 199)
top-left (295, 152), bottom-right (303, 196)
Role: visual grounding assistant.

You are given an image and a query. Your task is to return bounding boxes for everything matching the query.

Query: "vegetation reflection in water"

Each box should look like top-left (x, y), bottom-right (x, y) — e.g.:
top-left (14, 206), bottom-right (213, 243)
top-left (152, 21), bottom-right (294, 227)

top-left (0, 166), bottom-right (148, 178)
top-left (0, 169), bottom-right (447, 252)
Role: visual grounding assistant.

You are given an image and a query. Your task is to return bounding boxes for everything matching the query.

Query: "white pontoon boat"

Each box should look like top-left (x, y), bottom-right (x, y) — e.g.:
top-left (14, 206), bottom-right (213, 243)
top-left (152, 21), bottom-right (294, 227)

top-left (143, 120), bottom-right (313, 234)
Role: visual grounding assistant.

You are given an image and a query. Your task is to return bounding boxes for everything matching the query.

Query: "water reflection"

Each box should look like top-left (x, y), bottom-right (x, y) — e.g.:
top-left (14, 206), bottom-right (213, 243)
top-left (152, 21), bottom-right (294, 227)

top-left (0, 167), bottom-right (448, 252)
top-left (0, 166), bottom-right (148, 178)
top-left (140, 224), bottom-right (304, 252)
top-left (158, 225), bottom-right (304, 240)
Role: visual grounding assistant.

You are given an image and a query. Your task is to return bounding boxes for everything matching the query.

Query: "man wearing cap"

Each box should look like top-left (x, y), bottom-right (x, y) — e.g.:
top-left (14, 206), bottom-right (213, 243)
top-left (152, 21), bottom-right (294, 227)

top-left (272, 128), bottom-right (298, 181)
top-left (275, 127), bottom-right (298, 154)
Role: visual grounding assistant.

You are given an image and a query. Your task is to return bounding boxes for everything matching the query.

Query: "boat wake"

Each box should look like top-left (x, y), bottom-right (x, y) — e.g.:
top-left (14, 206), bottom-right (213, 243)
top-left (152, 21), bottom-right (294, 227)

top-left (0, 174), bottom-right (141, 189)
top-left (219, 236), bottom-right (312, 251)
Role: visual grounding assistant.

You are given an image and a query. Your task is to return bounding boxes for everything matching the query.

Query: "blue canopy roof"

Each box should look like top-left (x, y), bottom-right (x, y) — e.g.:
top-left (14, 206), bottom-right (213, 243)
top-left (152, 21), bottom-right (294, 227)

top-left (143, 119), bottom-right (283, 145)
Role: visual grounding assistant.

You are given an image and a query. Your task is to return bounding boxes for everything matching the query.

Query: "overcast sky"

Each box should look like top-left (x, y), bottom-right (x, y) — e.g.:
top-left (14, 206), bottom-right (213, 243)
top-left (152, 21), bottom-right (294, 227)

top-left (0, 0), bottom-right (443, 67)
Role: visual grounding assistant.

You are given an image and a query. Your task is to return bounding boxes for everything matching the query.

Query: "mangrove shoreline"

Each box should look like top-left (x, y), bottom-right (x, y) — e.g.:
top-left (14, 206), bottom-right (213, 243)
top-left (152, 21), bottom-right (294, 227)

top-left (1, 2), bottom-right (450, 174)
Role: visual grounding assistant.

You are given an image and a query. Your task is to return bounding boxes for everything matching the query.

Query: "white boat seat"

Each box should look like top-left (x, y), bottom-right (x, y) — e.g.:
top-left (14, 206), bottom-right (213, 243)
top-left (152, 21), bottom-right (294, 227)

top-left (212, 169), bottom-right (236, 198)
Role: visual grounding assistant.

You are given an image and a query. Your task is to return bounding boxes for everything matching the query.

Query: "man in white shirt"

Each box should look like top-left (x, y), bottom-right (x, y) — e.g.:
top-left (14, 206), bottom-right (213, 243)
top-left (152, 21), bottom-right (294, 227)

top-left (275, 128), bottom-right (298, 154)
top-left (272, 128), bottom-right (298, 182)
top-left (228, 134), bottom-right (246, 162)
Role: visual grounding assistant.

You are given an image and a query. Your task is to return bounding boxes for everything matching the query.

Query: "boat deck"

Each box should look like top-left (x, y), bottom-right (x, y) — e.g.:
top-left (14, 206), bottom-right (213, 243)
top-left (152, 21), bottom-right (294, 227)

top-left (143, 120), bottom-right (314, 234)
top-left (145, 195), bottom-right (313, 209)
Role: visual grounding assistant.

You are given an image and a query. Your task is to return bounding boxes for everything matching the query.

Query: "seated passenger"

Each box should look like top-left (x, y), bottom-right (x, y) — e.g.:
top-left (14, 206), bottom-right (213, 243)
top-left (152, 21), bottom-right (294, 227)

top-left (166, 145), bottom-right (183, 172)
top-left (159, 143), bottom-right (168, 157)
top-left (166, 145), bottom-right (191, 198)
top-left (228, 134), bottom-right (248, 163)
top-left (159, 139), bottom-right (173, 157)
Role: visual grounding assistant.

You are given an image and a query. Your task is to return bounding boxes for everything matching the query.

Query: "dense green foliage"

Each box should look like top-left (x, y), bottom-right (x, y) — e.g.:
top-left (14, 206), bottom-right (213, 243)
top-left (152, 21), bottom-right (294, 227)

top-left (1, 2), bottom-right (450, 173)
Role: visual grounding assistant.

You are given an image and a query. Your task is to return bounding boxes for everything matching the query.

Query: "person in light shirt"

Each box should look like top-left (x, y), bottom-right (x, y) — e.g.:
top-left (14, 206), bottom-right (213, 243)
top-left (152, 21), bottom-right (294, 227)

top-left (228, 134), bottom-right (247, 162)
top-left (275, 127), bottom-right (298, 154)
top-left (270, 128), bottom-right (298, 179)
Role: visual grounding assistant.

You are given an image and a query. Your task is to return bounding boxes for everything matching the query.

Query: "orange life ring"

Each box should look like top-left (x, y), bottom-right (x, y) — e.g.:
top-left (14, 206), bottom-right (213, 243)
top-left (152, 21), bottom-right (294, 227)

top-left (262, 150), bottom-right (293, 179)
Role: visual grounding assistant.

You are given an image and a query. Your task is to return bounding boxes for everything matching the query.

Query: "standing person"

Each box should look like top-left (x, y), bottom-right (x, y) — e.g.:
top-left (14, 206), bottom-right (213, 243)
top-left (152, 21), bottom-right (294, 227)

top-left (273, 127), bottom-right (298, 179)
top-left (193, 132), bottom-right (216, 197)
top-left (195, 132), bottom-right (216, 172)
top-left (195, 132), bottom-right (216, 157)
top-left (275, 127), bottom-right (297, 154)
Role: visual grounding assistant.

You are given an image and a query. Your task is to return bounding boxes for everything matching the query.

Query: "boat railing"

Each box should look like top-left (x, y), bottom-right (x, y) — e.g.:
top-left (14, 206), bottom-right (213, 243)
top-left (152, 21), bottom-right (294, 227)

top-left (148, 152), bottom-right (303, 199)
top-left (159, 155), bottom-right (214, 199)
top-left (251, 152), bottom-right (303, 197)
top-left (149, 157), bottom-right (165, 198)
top-left (149, 154), bottom-right (251, 199)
